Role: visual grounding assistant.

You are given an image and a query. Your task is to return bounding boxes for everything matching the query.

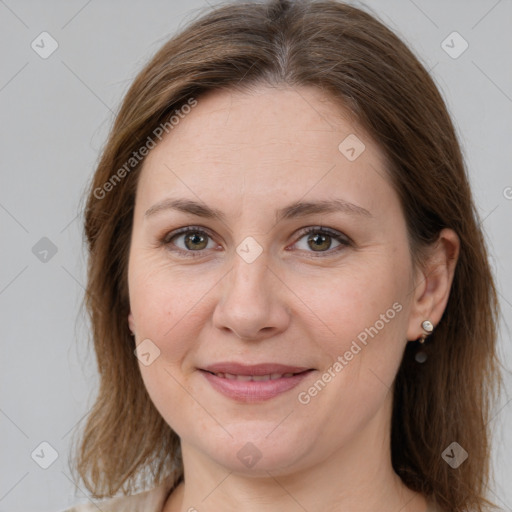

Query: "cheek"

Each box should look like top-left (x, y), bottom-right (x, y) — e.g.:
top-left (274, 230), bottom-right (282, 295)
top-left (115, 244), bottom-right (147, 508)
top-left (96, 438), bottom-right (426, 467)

top-left (129, 253), bottom-right (181, 325)
top-left (138, 361), bottom-right (212, 441)
top-left (292, 254), bottom-right (409, 352)
top-left (128, 256), bottom-right (213, 431)
top-left (128, 253), bottom-right (219, 360)
top-left (291, 254), bottom-right (412, 422)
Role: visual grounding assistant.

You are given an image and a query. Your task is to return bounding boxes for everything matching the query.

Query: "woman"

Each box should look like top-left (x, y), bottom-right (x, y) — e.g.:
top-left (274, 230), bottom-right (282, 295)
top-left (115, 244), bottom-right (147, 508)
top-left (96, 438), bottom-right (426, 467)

top-left (65, 1), bottom-right (502, 511)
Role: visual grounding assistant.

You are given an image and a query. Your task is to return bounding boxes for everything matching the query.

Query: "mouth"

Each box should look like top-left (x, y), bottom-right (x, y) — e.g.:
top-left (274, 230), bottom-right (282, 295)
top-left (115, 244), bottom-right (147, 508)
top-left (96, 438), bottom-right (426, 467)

top-left (198, 362), bottom-right (315, 402)
top-left (203, 371), bottom-right (303, 381)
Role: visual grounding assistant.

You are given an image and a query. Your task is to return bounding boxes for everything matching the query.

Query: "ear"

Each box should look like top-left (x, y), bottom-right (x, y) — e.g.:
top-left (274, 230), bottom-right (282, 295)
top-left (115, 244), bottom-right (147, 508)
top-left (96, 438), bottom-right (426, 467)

top-left (406, 228), bottom-right (460, 342)
top-left (128, 311), bottom-right (136, 335)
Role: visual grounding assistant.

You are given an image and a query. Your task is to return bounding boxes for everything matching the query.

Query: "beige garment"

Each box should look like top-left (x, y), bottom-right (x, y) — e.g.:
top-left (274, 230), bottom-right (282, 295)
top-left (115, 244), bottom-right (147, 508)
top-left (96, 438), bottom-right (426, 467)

top-left (63, 477), bottom-right (441, 512)
top-left (62, 475), bottom-right (176, 512)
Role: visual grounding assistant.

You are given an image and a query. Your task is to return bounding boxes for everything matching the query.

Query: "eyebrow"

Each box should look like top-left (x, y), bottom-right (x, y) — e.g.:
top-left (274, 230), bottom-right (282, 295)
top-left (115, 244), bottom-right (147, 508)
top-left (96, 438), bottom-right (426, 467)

top-left (144, 197), bottom-right (372, 222)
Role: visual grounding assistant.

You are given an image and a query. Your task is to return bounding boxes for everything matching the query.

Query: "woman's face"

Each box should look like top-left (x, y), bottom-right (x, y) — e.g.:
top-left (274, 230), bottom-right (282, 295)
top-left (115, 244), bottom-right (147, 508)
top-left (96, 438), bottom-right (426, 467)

top-left (128, 85), bottom-right (421, 475)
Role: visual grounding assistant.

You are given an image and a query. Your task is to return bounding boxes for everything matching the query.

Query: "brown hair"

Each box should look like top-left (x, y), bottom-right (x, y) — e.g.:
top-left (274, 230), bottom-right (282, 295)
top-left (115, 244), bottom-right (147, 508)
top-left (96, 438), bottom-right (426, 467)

top-left (71, 1), bottom-right (502, 510)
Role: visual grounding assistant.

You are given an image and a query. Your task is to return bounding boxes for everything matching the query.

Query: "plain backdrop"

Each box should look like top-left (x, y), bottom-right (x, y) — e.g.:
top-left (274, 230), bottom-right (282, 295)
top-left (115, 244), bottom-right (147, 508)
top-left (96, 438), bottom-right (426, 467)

top-left (0, 0), bottom-right (511, 511)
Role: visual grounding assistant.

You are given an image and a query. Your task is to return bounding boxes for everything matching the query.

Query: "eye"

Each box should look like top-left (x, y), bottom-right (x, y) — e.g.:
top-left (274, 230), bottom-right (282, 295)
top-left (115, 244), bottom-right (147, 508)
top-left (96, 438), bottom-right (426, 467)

top-left (291, 226), bottom-right (351, 256)
top-left (162, 226), bottom-right (218, 258)
top-left (161, 225), bottom-right (351, 259)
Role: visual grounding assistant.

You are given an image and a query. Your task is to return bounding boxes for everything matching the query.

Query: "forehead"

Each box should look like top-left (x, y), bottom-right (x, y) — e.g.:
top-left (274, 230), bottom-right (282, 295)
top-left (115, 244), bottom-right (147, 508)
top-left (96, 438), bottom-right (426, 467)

top-left (136, 85), bottom-right (395, 218)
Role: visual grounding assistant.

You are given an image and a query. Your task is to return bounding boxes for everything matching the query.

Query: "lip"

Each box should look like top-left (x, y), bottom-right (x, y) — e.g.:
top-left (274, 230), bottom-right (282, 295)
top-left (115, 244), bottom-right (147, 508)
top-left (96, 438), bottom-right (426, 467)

top-left (199, 362), bottom-right (314, 403)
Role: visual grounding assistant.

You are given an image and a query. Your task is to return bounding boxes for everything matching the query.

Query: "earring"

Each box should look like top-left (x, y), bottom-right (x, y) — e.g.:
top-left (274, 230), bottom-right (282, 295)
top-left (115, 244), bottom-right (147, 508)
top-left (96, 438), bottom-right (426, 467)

top-left (418, 320), bottom-right (433, 343)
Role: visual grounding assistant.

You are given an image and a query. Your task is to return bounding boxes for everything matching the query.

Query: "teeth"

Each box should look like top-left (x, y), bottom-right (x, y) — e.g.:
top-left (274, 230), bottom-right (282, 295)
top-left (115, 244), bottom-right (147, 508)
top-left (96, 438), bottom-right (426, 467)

top-left (251, 375), bottom-right (270, 381)
top-left (214, 372), bottom-right (296, 381)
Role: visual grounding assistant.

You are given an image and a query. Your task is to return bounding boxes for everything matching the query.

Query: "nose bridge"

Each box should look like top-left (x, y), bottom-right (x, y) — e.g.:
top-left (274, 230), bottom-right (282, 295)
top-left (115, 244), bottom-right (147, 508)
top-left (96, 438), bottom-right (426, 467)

top-left (226, 247), bottom-right (272, 311)
top-left (212, 245), bottom-right (289, 340)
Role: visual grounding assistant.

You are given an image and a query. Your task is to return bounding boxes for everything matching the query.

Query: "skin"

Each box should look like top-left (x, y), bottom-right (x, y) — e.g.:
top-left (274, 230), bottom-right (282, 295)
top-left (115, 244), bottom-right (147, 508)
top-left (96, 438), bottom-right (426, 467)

top-left (127, 85), bottom-right (459, 512)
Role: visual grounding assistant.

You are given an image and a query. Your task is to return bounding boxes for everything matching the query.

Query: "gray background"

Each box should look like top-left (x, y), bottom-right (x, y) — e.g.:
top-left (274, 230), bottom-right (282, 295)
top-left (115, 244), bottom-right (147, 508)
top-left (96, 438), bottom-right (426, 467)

top-left (0, 0), bottom-right (511, 511)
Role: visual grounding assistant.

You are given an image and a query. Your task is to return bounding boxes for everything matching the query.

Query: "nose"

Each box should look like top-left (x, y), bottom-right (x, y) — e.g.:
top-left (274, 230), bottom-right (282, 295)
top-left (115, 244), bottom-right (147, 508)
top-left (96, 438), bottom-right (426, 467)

top-left (211, 252), bottom-right (291, 341)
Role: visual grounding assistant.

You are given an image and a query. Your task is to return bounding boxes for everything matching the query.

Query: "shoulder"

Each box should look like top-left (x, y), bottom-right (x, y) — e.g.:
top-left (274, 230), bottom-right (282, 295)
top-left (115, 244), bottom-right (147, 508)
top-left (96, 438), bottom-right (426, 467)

top-left (61, 475), bottom-right (176, 512)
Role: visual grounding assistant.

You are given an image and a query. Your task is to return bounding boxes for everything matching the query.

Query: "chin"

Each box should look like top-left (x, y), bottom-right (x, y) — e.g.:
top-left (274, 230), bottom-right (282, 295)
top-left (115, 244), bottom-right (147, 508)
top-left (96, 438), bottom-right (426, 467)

top-left (193, 426), bottom-right (315, 476)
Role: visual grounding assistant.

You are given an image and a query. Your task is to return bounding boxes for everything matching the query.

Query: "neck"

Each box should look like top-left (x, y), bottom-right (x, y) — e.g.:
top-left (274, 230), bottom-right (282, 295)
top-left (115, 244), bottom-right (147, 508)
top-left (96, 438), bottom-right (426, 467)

top-left (164, 395), bottom-right (428, 512)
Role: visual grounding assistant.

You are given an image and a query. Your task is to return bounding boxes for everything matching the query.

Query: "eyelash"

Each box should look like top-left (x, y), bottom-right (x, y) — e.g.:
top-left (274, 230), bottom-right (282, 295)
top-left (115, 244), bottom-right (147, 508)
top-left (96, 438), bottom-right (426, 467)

top-left (160, 225), bottom-right (352, 259)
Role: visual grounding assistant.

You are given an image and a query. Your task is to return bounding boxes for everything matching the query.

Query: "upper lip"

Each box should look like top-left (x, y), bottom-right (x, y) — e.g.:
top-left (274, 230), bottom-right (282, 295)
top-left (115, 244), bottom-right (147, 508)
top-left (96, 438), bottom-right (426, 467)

top-left (201, 362), bottom-right (312, 376)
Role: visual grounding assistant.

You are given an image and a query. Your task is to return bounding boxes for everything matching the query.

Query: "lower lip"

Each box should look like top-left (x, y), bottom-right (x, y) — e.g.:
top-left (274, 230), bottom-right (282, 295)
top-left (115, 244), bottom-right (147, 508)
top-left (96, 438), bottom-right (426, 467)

top-left (200, 370), bottom-right (313, 402)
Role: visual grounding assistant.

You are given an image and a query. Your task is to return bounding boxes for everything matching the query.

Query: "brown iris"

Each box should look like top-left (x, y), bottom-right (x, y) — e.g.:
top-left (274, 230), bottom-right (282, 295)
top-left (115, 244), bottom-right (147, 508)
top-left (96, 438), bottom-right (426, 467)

top-left (307, 233), bottom-right (332, 251)
top-left (184, 232), bottom-right (208, 250)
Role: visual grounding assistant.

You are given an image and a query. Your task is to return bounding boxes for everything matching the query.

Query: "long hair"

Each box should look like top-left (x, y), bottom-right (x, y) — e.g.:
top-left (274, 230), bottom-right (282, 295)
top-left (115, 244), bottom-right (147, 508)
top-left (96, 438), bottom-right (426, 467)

top-left (71, 1), bottom-right (502, 510)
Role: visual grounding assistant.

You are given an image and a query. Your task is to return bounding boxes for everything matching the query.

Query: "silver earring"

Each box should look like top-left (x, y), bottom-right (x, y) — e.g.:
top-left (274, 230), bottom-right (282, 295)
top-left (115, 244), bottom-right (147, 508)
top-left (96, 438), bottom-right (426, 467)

top-left (418, 320), bottom-right (433, 343)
